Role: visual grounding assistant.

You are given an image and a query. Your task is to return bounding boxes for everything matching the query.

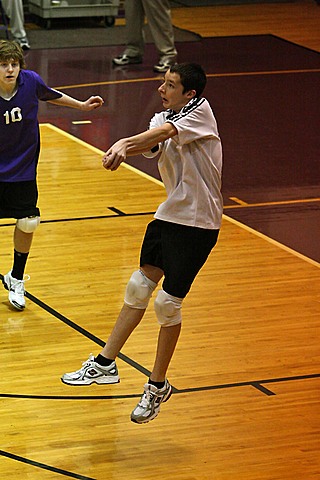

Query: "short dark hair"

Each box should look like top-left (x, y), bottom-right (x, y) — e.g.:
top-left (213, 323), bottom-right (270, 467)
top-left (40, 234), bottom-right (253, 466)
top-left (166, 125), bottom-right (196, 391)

top-left (169, 63), bottom-right (207, 97)
top-left (0, 40), bottom-right (26, 69)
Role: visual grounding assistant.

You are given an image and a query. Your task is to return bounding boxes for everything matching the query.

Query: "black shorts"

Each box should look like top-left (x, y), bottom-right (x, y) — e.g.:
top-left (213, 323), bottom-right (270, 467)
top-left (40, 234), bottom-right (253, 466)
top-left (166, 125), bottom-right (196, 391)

top-left (140, 219), bottom-right (219, 298)
top-left (0, 180), bottom-right (40, 219)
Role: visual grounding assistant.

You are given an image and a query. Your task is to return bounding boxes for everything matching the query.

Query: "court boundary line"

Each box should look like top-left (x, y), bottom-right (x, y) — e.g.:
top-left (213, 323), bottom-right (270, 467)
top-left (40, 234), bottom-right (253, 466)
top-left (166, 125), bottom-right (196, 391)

top-left (41, 123), bottom-right (163, 187)
top-left (222, 214), bottom-right (319, 268)
top-left (226, 197), bottom-right (320, 208)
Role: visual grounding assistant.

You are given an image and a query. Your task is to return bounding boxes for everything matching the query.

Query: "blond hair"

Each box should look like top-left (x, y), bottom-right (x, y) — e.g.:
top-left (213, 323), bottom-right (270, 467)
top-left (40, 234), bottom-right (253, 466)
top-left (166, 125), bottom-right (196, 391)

top-left (0, 40), bottom-right (26, 69)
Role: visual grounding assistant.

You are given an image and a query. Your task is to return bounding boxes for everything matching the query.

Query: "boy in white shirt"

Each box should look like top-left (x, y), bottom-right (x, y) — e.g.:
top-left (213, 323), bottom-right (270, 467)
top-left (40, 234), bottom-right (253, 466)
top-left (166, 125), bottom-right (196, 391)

top-left (62, 63), bottom-right (223, 424)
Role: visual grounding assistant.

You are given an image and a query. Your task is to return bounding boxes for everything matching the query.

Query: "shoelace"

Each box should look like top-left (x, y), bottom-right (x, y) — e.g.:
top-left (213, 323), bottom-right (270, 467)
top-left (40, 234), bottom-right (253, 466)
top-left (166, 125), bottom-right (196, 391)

top-left (139, 390), bottom-right (154, 408)
top-left (10, 274), bottom-right (30, 294)
top-left (82, 354), bottom-right (95, 367)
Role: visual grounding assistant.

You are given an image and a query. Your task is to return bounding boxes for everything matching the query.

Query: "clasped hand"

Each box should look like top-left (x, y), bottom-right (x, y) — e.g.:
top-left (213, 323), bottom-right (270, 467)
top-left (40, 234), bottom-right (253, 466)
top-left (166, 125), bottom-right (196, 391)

top-left (102, 139), bottom-right (127, 171)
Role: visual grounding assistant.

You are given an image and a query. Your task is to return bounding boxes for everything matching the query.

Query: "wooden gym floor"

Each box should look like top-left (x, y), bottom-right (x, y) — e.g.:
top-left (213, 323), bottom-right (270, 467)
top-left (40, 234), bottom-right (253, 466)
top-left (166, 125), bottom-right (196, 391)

top-left (0, 1), bottom-right (319, 479)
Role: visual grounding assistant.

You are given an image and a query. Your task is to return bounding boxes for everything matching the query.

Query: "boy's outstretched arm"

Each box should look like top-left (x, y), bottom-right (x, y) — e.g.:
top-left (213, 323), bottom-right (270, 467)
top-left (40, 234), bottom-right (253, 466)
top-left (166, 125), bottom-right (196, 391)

top-left (48, 93), bottom-right (104, 111)
top-left (103, 123), bottom-right (177, 171)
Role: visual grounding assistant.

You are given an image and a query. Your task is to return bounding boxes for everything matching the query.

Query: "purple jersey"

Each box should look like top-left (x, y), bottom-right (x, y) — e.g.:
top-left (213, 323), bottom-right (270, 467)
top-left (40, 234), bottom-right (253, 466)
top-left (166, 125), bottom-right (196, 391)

top-left (0, 69), bottom-right (62, 182)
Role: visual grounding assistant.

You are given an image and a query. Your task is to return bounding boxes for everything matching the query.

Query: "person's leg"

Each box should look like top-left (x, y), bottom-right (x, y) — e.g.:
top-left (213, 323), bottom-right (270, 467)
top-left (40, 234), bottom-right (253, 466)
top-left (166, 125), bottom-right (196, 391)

top-left (150, 323), bottom-right (181, 382)
top-left (148, 223), bottom-right (219, 383)
top-left (130, 221), bottom-right (185, 423)
top-left (11, 227), bottom-right (32, 280)
top-left (130, 312), bottom-right (180, 424)
top-left (130, 312), bottom-right (181, 424)
top-left (61, 265), bottom-right (163, 385)
top-left (113, 0), bottom-right (144, 64)
top-left (13, 226), bottom-right (33, 253)
top-left (124, 0), bottom-right (145, 57)
top-left (143, 0), bottom-right (177, 69)
top-left (101, 265), bottom-right (163, 360)
top-left (61, 304), bottom-right (147, 386)
top-left (2, 181), bottom-right (39, 309)
top-left (101, 304), bottom-right (145, 359)
top-left (2, 228), bottom-right (33, 310)
top-left (2, 0), bottom-right (29, 48)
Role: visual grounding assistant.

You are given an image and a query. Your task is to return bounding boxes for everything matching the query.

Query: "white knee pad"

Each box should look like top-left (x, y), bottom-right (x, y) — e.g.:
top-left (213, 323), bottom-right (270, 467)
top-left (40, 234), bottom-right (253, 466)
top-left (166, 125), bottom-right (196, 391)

top-left (124, 270), bottom-right (157, 309)
top-left (16, 216), bottom-right (40, 233)
top-left (154, 289), bottom-right (183, 327)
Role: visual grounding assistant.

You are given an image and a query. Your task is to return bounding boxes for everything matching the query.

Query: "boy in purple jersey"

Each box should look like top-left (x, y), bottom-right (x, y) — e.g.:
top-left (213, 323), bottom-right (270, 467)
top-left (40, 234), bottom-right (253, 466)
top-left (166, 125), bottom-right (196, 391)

top-left (0, 40), bottom-right (104, 310)
top-left (62, 63), bottom-right (223, 424)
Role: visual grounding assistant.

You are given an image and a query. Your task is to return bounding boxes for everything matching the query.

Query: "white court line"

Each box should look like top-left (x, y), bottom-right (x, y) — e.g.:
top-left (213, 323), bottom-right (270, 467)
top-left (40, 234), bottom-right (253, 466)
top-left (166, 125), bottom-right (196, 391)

top-left (41, 123), bottom-right (163, 187)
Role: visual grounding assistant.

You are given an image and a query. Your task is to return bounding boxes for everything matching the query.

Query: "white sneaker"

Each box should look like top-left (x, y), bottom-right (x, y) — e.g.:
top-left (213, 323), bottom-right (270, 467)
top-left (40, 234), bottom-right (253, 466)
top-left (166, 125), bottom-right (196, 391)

top-left (112, 54), bottom-right (142, 66)
top-left (131, 380), bottom-right (172, 424)
top-left (14, 37), bottom-right (30, 50)
top-left (153, 56), bottom-right (177, 73)
top-left (61, 355), bottom-right (120, 385)
top-left (2, 271), bottom-right (29, 310)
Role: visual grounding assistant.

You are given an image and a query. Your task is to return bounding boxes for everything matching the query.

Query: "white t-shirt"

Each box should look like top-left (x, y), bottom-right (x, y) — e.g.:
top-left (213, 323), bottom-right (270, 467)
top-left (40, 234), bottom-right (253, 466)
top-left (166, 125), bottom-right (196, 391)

top-left (148, 97), bottom-right (223, 230)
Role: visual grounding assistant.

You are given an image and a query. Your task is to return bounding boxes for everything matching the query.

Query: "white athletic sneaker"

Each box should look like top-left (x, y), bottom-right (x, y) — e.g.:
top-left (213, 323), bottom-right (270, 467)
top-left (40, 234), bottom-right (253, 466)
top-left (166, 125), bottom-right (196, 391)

top-left (61, 355), bottom-right (120, 385)
top-left (153, 56), bottom-right (177, 73)
top-left (2, 271), bottom-right (29, 310)
top-left (13, 36), bottom-right (30, 50)
top-left (131, 380), bottom-right (172, 424)
top-left (112, 54), bottom-right (142, 66)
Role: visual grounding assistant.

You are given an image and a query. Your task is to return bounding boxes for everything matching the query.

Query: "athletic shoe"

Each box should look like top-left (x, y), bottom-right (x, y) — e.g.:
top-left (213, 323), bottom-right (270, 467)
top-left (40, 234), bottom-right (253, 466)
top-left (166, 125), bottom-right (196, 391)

top-left (131, 379), bottom-right (172, 424)
top-left (14, 37), bottom-right (30, 50)
top-left (2, 271), bottom-right (29, 310)
top-left (61, 354), bottom-right (120, 386)
top-left (112, 54), bottom-right (143, 66)
top-left (153, 57), bottom-right (176, 73)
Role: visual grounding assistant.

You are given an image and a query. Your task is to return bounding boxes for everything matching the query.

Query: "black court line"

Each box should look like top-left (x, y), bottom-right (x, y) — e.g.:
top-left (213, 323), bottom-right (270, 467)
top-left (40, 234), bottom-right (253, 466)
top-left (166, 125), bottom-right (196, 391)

top-left (2, 374), bottom-right (320, 400)
top-left (251, 383), bottom-right (276, 396)
top-left (108, 206), bottom-right (126, 215)
top-left (176, 373), bottom-right (320, 396)
top-left (0, 450), bottom-right (95, 480)
top-left (25, 288), bottom-right (154, 380)
top-left (0, 392), bottom-right (141, 400)
top-left (0, 207), bottom-right (156, 229)
top-left (2, 372), bottom-right (320, 401)
top-left (1, 275), bottom-right (320, 399)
